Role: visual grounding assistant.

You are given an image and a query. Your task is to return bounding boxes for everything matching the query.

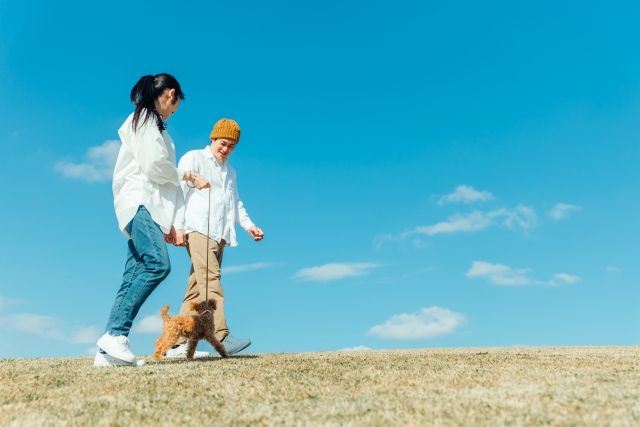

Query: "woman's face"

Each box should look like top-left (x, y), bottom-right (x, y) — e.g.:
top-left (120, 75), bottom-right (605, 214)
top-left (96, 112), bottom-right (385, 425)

top-left (157, 88), bottom-right (180, 120)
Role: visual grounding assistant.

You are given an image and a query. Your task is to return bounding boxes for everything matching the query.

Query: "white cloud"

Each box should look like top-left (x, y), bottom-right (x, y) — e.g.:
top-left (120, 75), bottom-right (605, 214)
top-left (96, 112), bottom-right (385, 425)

top-left (438, 185), bottom-right (494, 205)
top-left (0, 302), bottom-right (101, 346)
top-left (607, 266), bottom-right (621, 274)
top-left (367, 307), bottom-right (466, 340)
top-left (466, 261), bottom-right (534, 285)
top-left (0, 313), bottom-right (67, 340)
top-left (293, 263), bottom-right (381, 282)
top-left (86, 346), bottom-right (99, 355)
top-left (133, 313), bottom-right (164, 334)
top-left (0, 312), bottom-right (103, 345)
top-left (55, 140), bottom-right (121, 183)
top-left (373, 233), bottom-right (395, 248)
top-left (72, 326), bottom-right (101, 343)
top-left (0, 295), bottom-right (21, 311)
top-left (374, 201), bottom-right (537, 248)
top-left (414, 205), bottom-right (537, 236)
top-left (554, 273), bottom-right (581, 283)
top-left (547, 203), bottom-right (582, 220)
top-left (222, 262), bottom-right (273, 275)
top-left (466, 261), bottom-right (579, 287)
top-left (338, 345), bottom-right (371, 351)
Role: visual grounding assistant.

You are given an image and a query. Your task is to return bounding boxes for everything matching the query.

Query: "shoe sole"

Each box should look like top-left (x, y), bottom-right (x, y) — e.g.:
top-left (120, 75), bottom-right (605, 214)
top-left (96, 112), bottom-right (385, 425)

top-left (96, 336), bottom-right (137, 364)
top-left (94, 362), bottom-right (133, 367)
top-left (165, 355), bottom-right (210, 359)
top-left (94, 359), bottom-right (146, 367)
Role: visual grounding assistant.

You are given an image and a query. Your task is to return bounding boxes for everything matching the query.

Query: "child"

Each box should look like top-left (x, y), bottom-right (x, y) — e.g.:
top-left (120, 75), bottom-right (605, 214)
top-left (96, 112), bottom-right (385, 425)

top-left (166, 118), bottom-right (264, 358)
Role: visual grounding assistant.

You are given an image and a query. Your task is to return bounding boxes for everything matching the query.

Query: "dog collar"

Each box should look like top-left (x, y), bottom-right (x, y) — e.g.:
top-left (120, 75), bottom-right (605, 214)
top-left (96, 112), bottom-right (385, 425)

top-left (201, 310), bottom-right (212, 315)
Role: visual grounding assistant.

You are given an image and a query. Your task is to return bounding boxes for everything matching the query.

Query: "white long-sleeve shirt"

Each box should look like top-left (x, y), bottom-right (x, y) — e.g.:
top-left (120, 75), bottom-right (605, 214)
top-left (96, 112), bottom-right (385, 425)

top-left (112, 113), bottom-right (185, 237)
top-left (174, 146), bottom-right (254, 247)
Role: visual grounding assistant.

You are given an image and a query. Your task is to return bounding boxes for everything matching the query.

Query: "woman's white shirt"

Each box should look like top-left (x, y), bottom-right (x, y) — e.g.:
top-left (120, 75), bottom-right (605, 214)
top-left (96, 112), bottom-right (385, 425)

top-left (175, 147), bottom-right (254, 247)
top-left (112, 113), bottom-right (185, 237)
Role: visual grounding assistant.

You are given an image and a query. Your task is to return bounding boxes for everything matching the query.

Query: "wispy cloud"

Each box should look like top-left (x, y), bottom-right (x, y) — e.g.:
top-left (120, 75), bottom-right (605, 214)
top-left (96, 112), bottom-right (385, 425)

top-left (438, 185), bottom-right (494, 205)
top-left (554, 273), bottom-right (581, 283)
top-left (0, 313), bottom-right (67, 340)
top-left (607, 266), bottom-right (621, 274)
top-left (338, 345), bottom-right (371, 351)
top-left (367, 307), bottom-right (466, 340)
top-left (0, 298), bottom-right (101, 344)
top-left (132, 313), bottom-right (164, 334)
top-left (375, 205), bottom-right (537, 248)
top-left (0, 295), bottom-right (21, 311)
top-left (417, 205), bottom-right (537, 236)
top-left (293, 262), bottom-right (381, 282)
top-left (55, 140), bottom-right (121, 183)
top-left (466, 261), bottom-right (534, 285)
top-left (222, 262), bottom-right (273, 275)
top-left (465, 261), bottom-right (580, 286)
top-left (547, 203), bottom-right (582, 220)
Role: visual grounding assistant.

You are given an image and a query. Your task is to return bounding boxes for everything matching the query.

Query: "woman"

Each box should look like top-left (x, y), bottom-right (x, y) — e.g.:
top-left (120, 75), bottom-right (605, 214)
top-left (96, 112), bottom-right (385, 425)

top-left (94, 74), bottom-right (209, 367)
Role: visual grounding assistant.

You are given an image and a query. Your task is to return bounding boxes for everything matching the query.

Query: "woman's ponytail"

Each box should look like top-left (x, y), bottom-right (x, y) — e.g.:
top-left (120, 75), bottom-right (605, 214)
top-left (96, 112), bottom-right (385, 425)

top-left (130, 73), bottom-right (185, 133)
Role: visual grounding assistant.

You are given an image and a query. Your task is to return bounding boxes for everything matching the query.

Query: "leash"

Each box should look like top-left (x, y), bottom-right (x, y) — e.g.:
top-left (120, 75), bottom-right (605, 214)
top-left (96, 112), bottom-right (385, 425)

top-left (186, 178), bottom-right (212, 314)
top-left (205, 186), bottom-right (210, 313)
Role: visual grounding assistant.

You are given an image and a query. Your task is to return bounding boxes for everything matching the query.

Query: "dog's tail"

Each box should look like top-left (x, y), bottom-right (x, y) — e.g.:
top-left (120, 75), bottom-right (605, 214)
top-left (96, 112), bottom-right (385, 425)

top-left (160, 305), bottom-right (170, 322)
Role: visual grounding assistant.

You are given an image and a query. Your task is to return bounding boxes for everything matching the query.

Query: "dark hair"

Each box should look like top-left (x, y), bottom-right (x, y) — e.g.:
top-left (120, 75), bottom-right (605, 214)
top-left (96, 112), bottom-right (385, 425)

top-left (130, 73), bottom-right (185, 133)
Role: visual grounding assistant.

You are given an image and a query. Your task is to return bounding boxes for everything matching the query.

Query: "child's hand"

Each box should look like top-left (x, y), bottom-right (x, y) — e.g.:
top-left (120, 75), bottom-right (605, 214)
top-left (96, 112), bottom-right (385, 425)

top-left (174, 229), bottom-right (186, 247)
top-left (249, 226), bottom-right (264, 242)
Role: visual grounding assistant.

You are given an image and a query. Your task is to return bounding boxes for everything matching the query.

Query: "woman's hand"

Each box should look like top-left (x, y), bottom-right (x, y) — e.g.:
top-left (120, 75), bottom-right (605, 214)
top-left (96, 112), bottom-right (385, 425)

top-left (174, 229), bottom-right (186, 246)
top-left (249, 226), bottom-right (264, 242)
top-left (164, 226), bottom-right (177, 244)
top-left (184, 171), bottom-right (210, 190)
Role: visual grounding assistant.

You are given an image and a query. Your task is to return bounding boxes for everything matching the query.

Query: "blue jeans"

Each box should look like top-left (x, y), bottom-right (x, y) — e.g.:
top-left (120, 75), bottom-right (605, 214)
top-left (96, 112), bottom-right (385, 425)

top-left (104, 206), bottom-right (171, 336)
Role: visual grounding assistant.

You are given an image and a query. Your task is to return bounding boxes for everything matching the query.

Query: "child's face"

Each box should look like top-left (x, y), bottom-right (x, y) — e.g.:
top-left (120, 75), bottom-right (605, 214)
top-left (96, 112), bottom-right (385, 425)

top-left (210, 137), bottom-right (237, 161)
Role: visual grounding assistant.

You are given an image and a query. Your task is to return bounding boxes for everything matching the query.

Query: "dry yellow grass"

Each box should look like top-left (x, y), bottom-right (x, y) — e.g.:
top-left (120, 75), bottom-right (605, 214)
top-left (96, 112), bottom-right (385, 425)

top-left (1, 347), bottom-right (640, 426)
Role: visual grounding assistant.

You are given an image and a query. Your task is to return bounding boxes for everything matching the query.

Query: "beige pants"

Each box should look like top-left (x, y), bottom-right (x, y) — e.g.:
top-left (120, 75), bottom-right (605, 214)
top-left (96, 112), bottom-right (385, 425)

top-left (176, 232), bottom-right (229, 344)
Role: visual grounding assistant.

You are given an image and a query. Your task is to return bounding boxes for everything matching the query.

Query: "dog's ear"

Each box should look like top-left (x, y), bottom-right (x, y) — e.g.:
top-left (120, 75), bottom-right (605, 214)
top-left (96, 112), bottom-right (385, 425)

top-left (210, 299), bottom-right (217, 309)
top-left (189, 302), bottom-right (197, 312)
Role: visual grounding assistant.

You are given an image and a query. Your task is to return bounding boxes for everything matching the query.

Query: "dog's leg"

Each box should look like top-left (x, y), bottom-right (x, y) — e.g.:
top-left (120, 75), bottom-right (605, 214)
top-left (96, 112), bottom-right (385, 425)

top-left (154, 336), bottom-right (170, 361)
top-left (205, 331), bottom-right (227, 357)
top-left (186, 339), bottom-right (198, 359)
top-left (154, 331), bottom-right (180, 361)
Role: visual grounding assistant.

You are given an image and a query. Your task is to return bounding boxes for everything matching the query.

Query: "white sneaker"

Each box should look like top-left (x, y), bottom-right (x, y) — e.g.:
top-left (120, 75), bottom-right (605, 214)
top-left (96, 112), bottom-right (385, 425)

top-left (93, 351), bottom-right (147, 367)
top-left (221, 335), bottom-right (251, 356)
top-left (96, 333), bottom-right (137, 364)
top-left (165, 343), bottom-right (210, 358)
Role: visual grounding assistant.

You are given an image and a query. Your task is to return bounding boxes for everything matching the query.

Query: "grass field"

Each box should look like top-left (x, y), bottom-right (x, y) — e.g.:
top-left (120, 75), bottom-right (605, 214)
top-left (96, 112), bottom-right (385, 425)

top-left (1, 347), bottom-right (640, 426)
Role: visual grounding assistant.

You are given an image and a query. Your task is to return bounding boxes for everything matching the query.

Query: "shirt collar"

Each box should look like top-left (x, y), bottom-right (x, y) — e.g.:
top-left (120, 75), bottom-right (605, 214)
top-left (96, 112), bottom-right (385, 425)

top-left (203, 146), bottom-right (227, 164)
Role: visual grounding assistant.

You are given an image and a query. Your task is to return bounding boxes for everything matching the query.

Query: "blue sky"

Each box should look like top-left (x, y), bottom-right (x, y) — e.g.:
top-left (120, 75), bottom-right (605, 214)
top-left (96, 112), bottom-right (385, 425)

top-left (1, 0), bottom-right (640, 358)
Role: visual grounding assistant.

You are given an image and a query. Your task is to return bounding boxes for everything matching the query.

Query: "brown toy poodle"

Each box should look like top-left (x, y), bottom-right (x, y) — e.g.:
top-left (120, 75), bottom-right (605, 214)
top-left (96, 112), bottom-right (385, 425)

top-left (154, 299), bottom-right (226, 360)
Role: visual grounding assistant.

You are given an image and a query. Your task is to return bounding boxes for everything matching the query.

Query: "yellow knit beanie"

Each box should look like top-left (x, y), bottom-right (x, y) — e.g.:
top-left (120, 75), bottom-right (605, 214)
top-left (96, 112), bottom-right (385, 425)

top-left (210, 118), bottom-right (241, 142)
